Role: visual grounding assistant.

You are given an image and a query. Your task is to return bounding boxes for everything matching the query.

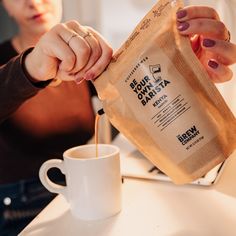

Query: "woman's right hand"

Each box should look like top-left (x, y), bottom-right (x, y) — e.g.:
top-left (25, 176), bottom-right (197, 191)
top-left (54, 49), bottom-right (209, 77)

top-left (25, 20), bottom-right (113, 84)
top-left (177, 6), bottom-right (236, 83)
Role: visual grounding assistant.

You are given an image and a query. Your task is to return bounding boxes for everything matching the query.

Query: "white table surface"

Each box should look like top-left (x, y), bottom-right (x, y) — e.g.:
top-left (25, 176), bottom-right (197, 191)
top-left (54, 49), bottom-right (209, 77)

top-left (20, 148), bottom-right (236, 236)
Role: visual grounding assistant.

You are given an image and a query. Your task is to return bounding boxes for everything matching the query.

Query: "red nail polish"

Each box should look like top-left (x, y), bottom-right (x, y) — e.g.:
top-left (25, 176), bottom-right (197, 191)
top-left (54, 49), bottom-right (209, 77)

top-left (208, 60), bottom-right (218, 69)
top-left (75, 77), bottom-right (84, 84)
top-left (176, 10), bottom-right (187, 19)
top-left (85, 73), bottom-right (95, 81)
top-left (203, 39), bottom-right (216, 47)
top-left (177, 22), bottom-right (190, 31)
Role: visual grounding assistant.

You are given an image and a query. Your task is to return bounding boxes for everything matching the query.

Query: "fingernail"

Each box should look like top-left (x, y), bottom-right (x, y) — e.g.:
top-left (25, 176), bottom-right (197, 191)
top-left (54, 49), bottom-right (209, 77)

top-left (208, 60), bottom-right (219, 69)
top-left (176, 10), bottom-right (187, 19)
top-left (84, 73), bottom-right (95, 81)
top-left (177, 22), bottom-right (190, 31)
top-left (203, 39), bottom-right (216, 47)
top-left (75, 77), bottom-right (84, 84)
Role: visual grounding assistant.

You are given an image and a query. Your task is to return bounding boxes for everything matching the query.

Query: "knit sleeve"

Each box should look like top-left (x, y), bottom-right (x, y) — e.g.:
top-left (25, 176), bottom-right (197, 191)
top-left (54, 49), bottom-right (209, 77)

top-left (0, 50), bottom-right (42, 123)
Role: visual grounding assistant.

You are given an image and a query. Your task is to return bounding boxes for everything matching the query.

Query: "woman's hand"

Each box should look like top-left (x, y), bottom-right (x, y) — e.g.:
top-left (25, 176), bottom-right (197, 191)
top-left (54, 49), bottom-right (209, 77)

top-left (24, 20), bottom-right (113, 84)
top-left (176, 6), bottom-right (236, 83)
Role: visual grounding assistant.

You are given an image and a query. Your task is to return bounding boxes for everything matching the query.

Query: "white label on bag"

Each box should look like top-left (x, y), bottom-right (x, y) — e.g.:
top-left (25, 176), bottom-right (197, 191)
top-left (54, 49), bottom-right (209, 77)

top-left (116, 49), bottom-right (218, 163)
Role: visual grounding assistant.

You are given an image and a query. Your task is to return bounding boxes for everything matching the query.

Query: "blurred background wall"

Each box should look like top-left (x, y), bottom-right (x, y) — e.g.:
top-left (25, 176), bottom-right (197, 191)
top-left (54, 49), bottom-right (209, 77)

top-left (0, 0), bottom-right (156, 48)
top-left (0, 3), bottom-right (18, 42)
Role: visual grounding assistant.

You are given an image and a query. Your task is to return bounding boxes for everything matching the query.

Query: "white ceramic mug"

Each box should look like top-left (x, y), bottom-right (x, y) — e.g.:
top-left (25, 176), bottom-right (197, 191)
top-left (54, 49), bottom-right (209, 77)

top-left (39, 144), bottom-right (122, 221)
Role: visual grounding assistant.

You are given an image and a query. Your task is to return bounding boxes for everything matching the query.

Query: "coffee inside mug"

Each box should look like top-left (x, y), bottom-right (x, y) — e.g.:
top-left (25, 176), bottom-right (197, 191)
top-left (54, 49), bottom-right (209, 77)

top-left (64, 144), bottom-right (119, 160)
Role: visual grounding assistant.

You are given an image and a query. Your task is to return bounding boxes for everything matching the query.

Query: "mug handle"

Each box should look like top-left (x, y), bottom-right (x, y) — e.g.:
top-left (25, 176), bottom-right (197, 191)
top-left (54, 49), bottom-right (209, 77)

top-left (39, 159), bottom-right (68, 199)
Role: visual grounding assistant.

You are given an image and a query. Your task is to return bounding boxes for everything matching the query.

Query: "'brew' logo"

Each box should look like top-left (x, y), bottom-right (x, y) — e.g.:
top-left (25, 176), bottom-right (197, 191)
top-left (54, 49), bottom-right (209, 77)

top-left (177, 125), bottom-right (200, 145)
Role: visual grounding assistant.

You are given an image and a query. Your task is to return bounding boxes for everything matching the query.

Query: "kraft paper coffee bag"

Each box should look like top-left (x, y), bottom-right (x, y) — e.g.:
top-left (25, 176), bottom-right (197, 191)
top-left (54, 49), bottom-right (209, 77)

top-left (94, 0), bottom-right (236, 184)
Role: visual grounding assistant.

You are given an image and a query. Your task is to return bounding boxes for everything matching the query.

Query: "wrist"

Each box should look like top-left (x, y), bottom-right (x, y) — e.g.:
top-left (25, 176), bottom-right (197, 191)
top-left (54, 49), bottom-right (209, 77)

top-left (21, 48), bottom-right (53, 87)
top-left (23, 48), bottom-right (43, 82)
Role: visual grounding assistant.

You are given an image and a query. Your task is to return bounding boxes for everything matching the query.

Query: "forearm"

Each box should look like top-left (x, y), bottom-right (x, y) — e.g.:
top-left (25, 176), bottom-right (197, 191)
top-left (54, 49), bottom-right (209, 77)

top-left (0, 51), bottom-right (41, 123)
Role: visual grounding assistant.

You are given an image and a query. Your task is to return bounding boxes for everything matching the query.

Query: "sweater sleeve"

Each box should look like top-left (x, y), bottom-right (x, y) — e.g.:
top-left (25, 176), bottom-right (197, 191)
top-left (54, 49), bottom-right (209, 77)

top-left (0, 50), bottom-right (42, 123)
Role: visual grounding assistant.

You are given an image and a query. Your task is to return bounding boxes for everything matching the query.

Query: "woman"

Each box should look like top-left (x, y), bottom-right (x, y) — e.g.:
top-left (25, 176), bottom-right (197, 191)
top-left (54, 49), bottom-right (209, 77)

top-left (0, 0), bottom-right (112, 235)
top-left (0, 1), bottom-right (234, 234)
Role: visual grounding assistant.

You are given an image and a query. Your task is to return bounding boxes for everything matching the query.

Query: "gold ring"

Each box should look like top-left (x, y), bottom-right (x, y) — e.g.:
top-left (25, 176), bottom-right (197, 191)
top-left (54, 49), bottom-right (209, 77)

top-left (225, 30), bottom-right (231, 42)
top-left (81, 31), bottom-right (92, 40)
top-left (67, 33), bottom-right (77, 45)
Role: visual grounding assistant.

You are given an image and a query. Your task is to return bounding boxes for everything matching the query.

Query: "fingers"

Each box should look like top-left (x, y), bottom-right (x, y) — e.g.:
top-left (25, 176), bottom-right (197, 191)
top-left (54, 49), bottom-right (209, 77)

top-left (177, 18), bottom-right (228, 40)
top-left (195, 41), bottom-right (233, 83)
top-left (47, 21), bottom-right (103, 76)
top-left (64, 33), bottom-right (91, 73)
top-left (201, 39), bottom-right (236, 65)
top-left (39, 25), bottom-right (77, 72)
top-left (39, 23), bottom-right (91, 74)
top-left (176, 6), bottom-right (234, 83)
top-left (64, 21), bottom-right (102, 74)
top-left (75, 27), bottom-right (113, 83)
top-left (204, 60), bottom-right (233, 83)
top-left (32, 20), bottom-right (112, 83)
top-left (176, 6), bottom-right (220, 22)
top-left (176, 6), bottom-right (228, 40)
top-left (74, 30), bottom-right (102, 74)
top-left (56, 70), bottom-right (78, 81)
top-left (59, 21), bottom-right (112, 84)
top-left (26, 26), bottom-right (79, 81)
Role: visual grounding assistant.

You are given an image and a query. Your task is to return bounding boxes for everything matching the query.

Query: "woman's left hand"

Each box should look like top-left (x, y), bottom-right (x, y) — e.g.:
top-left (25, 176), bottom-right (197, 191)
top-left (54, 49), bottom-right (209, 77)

top-left (176, 6), bottom-right (236, 83)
